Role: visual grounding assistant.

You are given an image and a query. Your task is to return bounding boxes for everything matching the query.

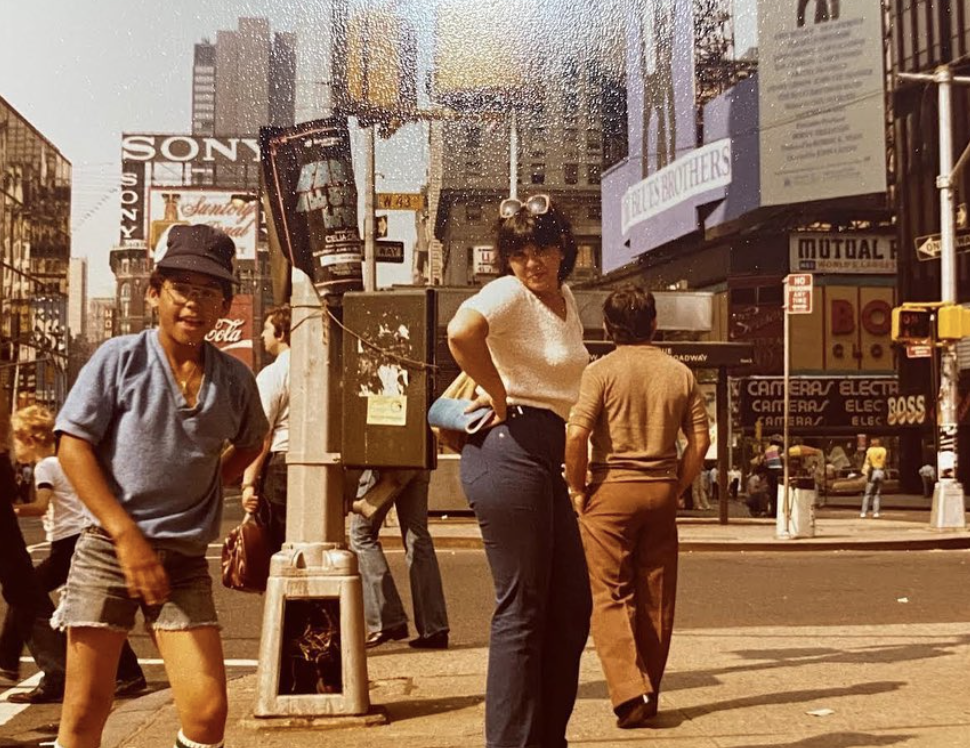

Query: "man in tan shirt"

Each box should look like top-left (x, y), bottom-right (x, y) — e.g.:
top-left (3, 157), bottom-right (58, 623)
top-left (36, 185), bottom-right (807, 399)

top-left (565, 285), bottom-right (709, 729)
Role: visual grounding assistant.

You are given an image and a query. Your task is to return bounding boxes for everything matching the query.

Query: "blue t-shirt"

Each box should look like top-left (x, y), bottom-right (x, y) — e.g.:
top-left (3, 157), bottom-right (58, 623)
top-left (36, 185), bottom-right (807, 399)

top-left (56, 330), bottom-right (268, 556)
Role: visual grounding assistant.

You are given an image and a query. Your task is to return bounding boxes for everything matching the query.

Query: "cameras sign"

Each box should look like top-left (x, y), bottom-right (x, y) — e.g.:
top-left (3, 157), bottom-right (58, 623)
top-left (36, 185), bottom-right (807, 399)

top-left (736, 376), bottom-right (919, 432)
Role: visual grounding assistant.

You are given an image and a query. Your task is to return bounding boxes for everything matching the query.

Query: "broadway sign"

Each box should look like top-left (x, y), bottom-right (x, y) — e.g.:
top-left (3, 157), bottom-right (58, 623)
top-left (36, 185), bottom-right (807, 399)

top-left (736, 376), bottom-right (913, 432)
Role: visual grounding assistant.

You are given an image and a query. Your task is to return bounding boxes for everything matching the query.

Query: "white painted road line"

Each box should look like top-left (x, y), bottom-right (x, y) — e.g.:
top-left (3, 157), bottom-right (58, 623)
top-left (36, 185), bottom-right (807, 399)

top-left (0, 671), bottom-right (43, 725)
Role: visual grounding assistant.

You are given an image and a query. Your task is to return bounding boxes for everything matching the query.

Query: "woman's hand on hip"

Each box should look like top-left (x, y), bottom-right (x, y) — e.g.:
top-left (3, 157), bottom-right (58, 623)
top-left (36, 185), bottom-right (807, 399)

top-left (465, 391), bottom-right (507, 426)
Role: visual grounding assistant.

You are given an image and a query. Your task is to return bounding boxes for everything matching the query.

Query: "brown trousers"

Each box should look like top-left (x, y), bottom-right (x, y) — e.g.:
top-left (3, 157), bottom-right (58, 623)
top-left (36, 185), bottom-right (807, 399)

top-left (579, 480), bottom-right (679, 708)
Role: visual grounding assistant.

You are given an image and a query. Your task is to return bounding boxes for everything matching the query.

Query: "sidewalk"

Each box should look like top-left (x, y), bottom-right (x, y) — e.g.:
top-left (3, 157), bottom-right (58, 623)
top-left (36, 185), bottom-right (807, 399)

top-left (97, 499), bottom-right (970, 748)
top-left (106, 621), bottom-right (970, 748)
top-left (380, 495), bottom-right (970, 552)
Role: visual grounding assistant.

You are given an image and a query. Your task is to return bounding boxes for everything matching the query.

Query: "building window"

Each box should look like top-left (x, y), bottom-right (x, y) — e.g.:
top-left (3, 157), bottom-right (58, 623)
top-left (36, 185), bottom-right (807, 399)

top-left (465, 203), bottom-right (483, 223)
top-left (531, 163), bottom-right (546, 185)
top-left (464, 125), bottom-right (481, 150)
top-left (564, 163), bottom-right (579, 185)
top-left (586, 162), bottom-right (601, 185)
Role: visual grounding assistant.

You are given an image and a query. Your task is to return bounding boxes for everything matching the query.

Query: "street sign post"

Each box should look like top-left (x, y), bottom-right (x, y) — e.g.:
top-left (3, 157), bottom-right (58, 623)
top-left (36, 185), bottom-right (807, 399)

top-left (785, 273), bottom-right (814, 314)
top-left (376, 192), bottom-right (424, 211)
top-left (781, 273), bottom-right (814, 538)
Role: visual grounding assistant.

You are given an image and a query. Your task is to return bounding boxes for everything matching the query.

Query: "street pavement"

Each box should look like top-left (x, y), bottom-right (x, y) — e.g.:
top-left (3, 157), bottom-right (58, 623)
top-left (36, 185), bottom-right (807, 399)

top-left (94, 499), bottom-right (970, 748)
top-left (2, 495), bottom-right (968, 747)
top-left (102, 621), bottom-right (970, 748)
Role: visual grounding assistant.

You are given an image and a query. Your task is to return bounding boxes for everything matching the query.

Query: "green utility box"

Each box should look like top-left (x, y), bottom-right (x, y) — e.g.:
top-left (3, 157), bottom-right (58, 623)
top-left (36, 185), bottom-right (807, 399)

top-left (341, 290), bottom-right (436, 470)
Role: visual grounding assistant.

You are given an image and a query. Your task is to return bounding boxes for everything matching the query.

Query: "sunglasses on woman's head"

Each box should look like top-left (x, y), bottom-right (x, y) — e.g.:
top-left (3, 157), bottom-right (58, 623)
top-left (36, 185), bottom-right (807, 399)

top-left (499, 193), bottom-right (551, 219)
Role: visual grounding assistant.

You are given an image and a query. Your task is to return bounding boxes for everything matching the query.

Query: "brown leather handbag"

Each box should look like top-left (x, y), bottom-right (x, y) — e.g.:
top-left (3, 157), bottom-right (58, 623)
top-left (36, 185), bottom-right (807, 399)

top-left (221, 513), bottom-right (271, 593)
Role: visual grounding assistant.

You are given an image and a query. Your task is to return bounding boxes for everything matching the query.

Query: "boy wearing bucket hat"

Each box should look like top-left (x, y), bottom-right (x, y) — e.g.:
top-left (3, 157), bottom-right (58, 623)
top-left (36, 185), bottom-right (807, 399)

top-left (52, 225), bottom-right (268, 748)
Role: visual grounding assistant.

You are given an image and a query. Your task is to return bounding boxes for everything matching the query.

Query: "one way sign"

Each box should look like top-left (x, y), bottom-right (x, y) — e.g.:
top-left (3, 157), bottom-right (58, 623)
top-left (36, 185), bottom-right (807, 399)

top-left (915, 229), bottom-right (970, 261)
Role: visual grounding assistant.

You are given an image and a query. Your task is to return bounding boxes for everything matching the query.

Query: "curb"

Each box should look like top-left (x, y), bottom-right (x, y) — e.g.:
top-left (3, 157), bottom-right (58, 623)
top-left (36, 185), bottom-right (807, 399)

top-left (382, 531), bottom-right (970, 553)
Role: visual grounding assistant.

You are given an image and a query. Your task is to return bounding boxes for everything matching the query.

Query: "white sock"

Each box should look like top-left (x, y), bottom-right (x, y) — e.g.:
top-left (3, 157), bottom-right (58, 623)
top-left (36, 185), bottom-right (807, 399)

top-left (174, 729), bottom-right (224, 748)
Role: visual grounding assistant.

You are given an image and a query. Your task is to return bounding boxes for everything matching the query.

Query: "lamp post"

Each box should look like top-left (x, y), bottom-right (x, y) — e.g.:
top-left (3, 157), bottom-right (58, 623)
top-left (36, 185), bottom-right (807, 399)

top-left (897, 66), bottom-right (968, 530)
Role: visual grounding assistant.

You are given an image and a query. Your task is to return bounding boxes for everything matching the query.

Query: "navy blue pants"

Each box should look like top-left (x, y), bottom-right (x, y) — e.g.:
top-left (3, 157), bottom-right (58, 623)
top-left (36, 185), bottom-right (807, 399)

top-left (461, 407), bottom-right (591, 748)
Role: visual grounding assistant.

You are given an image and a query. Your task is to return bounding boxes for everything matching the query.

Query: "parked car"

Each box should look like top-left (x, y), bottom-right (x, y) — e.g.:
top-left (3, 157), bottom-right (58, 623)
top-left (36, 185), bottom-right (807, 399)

top-left (826, 468), bottom-right (900, 496)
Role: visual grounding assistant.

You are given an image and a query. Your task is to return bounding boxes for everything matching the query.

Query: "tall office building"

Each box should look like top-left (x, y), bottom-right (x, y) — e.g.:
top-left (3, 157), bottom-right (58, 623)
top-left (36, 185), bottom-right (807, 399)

top-left (427, 12), bottom-right (626, 286)
top-left (67, 257), bottom-right (87, 341)
top-left (192, 41), bottom-right (217, 135)
top-left (0, 95), bottom-right (71, 408)
top-left (192, 17), bottom-right (296, 137)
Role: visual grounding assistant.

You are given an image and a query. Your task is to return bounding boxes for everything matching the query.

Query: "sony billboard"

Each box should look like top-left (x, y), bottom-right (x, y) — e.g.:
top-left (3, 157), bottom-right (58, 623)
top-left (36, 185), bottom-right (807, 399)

top-left (119, 134), bottom-right (260, 244)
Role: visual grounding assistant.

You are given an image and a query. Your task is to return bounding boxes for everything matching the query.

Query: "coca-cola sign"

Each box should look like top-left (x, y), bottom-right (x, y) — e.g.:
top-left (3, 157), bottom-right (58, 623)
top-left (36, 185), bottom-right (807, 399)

top-left (206, 295), bottom-right (253, 368)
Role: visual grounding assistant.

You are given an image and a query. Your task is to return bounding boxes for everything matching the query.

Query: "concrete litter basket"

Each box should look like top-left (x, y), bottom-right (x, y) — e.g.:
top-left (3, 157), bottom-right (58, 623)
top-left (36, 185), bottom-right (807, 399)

top-left (776, 478), bottom-right (816, 539)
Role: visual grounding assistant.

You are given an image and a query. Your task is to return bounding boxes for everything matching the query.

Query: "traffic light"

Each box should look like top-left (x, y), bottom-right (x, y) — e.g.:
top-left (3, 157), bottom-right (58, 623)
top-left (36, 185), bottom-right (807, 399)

top-left (892, 307), bottom-right (933, 342)
top-left (937, 305), bottom-right (970, 340)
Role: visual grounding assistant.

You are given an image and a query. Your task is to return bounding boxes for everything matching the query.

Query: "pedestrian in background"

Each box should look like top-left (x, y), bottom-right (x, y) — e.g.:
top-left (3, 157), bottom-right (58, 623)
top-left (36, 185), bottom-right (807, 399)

top-left (728, 467), bottom-right (741, 500)
top-left (52, 226), bottom-right (268, 748)
top-left (919, 463), bottom-right (936, 499)
top-left (448, 194), bottom-right (591, 748)
top-left (566, 285), bottom-right (710, 728)
top-left (745, 469), bottom-right (769, 518)
top-left (860, 437), bottom-right (887, 518)
top-left (764, 437), bottom-right (784, 516)
top-left (0, 395), bottom-right (66, 703)
top-left (691, 465), bottom-right (711, 510)
top-left (350, 469), bottom-right (450, 649)
top-left (241, 304), bottom-right (291, 553)
top-left (0, 405), bottom-right (145, 700)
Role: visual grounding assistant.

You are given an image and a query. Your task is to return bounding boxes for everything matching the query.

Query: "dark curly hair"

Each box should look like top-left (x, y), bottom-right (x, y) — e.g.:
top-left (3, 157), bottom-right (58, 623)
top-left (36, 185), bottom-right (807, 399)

top-left (494, 200), bottom-right (578, 283)
top-left (264, 304), bottom-right (291, 345)
top-left (603, 285), bottom-right (657, 345)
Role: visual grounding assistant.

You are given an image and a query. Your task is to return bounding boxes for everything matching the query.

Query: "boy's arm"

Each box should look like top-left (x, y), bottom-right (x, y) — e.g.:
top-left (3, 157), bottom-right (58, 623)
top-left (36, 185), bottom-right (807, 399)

top-left (222, 443), bottom-right (266, 487)
top-left (240, 434), bottom-right (273, 513)
top-left (678, 428), bottom-right (711, 497)
top-left (58, 434), bottom-right (170, 605)
top-left (564, 424), bottom-right (592, 513)
top-left (13, 486), bottom-right (52, 517)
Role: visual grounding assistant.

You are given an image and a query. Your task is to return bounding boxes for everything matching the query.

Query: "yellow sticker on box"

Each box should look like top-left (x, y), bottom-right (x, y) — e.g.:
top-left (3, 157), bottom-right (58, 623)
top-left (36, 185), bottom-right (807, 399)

top-left (366, 395), bottom-right (408, 426)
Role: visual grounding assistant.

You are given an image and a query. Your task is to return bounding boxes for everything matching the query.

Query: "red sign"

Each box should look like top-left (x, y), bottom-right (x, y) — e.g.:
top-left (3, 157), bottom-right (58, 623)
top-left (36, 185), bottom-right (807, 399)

top-left (905, 344), bottom-right (933, 359)
top-left (205, 295), bottom-right (253, 368)
top-left (786, 273), bottom-right (813, 314)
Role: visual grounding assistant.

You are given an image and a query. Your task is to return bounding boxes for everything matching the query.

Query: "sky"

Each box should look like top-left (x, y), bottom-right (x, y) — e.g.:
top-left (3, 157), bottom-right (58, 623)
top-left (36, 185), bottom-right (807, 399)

top-left (1, 0), bottom-right (758, 297)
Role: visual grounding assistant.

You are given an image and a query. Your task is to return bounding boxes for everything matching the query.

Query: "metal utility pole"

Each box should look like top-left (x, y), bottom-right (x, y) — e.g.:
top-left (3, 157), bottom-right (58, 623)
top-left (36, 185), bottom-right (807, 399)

top-left (897, 66), bottom-right (968, 530)
top-left (254, 269), bottom-right (369, 717)
top-left (781, 295), bottom-right (791, 538)
top-left (509, 110), bottom-right (518, 200)
top-left (363, 126), bottom-right (378, 292)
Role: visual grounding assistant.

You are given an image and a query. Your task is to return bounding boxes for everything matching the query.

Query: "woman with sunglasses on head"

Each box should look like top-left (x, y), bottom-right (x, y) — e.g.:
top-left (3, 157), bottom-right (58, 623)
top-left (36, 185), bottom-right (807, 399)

top-left (447, 194), bottom-right (592, 748)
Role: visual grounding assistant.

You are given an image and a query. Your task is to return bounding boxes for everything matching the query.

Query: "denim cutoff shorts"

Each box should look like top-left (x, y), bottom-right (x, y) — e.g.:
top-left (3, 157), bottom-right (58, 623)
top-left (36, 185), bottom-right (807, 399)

top-left (51, 526), bottom-right (220, 633)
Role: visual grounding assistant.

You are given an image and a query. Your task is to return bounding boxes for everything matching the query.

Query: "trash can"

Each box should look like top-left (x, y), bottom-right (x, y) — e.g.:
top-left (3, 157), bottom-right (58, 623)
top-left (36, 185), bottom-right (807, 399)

top-left (775, 477), bottom-right (816, 539)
